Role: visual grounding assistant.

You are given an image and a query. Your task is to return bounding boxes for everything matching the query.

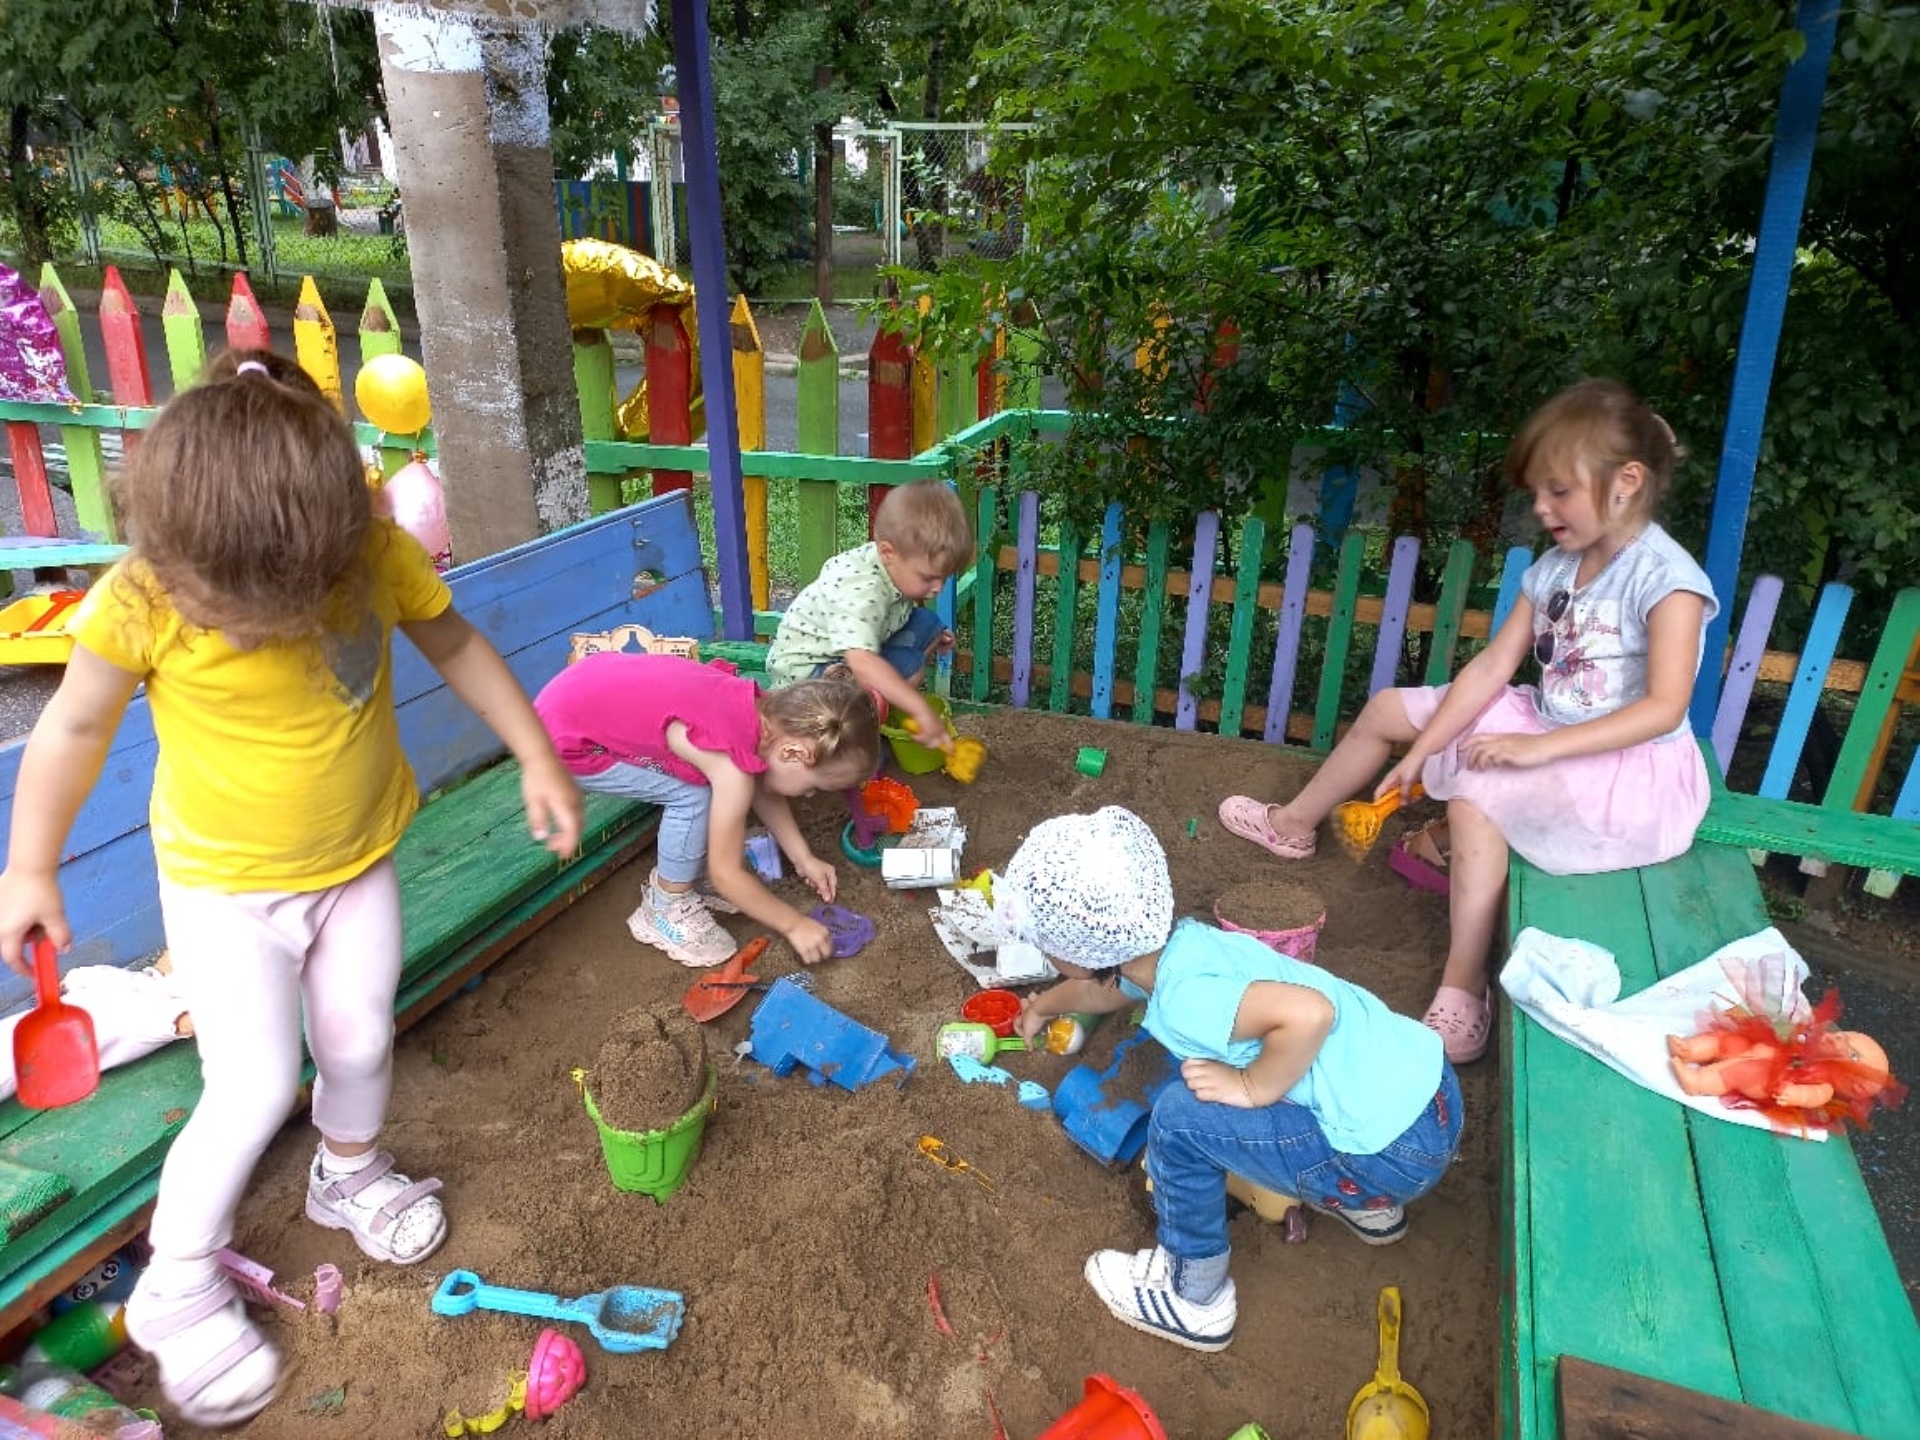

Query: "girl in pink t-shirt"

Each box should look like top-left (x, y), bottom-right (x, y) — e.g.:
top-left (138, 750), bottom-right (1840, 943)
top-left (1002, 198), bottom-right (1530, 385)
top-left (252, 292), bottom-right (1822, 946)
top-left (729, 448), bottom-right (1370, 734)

top-left (535, 654), bottom-right (879, 966)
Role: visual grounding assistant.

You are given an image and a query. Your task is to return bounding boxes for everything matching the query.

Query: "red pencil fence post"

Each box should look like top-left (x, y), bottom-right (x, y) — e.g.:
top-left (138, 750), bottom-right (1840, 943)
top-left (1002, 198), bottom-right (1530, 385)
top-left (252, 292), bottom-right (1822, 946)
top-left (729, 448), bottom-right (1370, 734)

top-left (646, 304), bottom-right (693, 496)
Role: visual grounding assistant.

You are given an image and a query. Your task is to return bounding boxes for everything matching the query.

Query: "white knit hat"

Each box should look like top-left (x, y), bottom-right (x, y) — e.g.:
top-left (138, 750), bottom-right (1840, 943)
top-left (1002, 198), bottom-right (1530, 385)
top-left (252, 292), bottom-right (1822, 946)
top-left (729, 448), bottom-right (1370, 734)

top-left (997, 806), bottom-right (1173, 969)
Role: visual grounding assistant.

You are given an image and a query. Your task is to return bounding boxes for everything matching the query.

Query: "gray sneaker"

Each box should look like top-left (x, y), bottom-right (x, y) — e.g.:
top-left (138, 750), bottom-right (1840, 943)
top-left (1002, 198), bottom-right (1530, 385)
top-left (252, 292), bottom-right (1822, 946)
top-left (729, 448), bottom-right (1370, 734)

top-left (628, 877), bottom-right (737, 967)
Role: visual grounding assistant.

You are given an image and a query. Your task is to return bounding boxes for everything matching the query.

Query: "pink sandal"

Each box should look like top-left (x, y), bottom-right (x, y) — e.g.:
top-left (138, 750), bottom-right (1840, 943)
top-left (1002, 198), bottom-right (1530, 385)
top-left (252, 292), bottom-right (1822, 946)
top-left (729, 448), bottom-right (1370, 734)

top-left (1218, 796), bottom-right (1316, 860)
top-left (1423, 985), bottom-right (1491, 1064)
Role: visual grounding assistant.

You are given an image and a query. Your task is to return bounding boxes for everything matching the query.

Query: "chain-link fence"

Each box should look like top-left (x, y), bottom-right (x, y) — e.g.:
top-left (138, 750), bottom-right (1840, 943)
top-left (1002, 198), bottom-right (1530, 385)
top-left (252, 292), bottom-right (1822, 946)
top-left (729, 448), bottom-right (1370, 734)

top-left (884, 122), bottom-right (1031, 272)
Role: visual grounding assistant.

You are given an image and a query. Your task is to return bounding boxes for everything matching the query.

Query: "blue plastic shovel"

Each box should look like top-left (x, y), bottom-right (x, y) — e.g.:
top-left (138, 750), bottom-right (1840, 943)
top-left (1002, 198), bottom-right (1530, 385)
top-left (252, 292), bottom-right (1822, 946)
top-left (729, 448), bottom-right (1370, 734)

top-left (431, 1268), bottom-right (685, 1354)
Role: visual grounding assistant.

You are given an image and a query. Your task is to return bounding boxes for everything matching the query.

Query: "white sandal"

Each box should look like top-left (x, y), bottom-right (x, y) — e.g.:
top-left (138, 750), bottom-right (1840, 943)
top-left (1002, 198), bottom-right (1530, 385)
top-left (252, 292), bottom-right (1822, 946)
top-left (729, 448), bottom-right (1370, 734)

top-left (126, 1274), bottom-right (281, 1427)
top-left (305, 1148), bottom-right (447, 1264)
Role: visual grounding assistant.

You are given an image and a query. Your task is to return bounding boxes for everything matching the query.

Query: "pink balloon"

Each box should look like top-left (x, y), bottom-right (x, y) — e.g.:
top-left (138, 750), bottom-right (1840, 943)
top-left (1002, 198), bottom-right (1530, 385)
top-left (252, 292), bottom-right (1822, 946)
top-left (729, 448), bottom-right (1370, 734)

top-left (378, 459), bottom-right (451, 572)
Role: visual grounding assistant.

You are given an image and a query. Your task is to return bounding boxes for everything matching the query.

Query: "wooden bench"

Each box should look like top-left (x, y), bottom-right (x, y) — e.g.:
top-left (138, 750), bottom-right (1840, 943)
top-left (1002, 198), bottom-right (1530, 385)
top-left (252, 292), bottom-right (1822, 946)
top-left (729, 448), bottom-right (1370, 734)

top-left (0, 493), bottom-right (712, 1328)
top-left (1502, 839), bottom-right (1920, 1439)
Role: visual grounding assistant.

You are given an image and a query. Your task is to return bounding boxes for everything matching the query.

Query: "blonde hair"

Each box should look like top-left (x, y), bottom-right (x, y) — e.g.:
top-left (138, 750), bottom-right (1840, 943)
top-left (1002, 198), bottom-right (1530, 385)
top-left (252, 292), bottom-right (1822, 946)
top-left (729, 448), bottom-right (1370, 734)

top-left (873, 480), bottom-right (975, 573)
top-left (114, 348), bottom-right (371, 648)
top-left (1505, 378), bottom-right (1682, 521)
top-left (757, 677), bottom-right (881, 776)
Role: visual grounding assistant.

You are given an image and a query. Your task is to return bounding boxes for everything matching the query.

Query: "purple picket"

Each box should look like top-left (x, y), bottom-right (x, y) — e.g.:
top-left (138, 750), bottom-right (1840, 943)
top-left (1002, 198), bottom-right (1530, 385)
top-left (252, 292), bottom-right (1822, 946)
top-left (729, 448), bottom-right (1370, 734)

top-left (1263, 524), bottom-right (1317, 744)
top-left (1174, 511), bottom-right (1221, 731)
top-left (1368, 535), bottom-right (1421, 696)
top-left (1709, 574), bottom-right (1785, 776)
top-left (1009, 490), bottom-right (1040, 709)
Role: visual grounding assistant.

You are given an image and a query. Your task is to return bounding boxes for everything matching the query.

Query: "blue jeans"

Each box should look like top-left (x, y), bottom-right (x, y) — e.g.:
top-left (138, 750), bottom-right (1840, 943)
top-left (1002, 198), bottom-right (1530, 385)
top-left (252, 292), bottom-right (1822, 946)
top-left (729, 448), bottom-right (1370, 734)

top-left (809, 606), bottom-right (945, 681)
top-left (579, 762), bottom-right (709, 884)
top-left (1144, 1065), bottom-right (1463, 1262)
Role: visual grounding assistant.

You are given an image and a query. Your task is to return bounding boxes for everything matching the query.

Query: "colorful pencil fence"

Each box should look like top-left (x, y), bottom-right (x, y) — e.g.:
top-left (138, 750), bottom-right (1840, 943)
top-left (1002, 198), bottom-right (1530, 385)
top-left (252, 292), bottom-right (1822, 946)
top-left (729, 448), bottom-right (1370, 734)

top-left (1, 266), bottom-right (1913, 889)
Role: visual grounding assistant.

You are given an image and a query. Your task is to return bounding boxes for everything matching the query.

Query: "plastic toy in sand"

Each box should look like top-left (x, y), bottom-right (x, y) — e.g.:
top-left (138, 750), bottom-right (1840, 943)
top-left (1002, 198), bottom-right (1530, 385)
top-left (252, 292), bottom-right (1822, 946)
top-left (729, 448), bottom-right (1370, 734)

top-left (842, 776), bottom-right (917, 866)
top-left (0, 591), bottom-right (84, 666)
top-left (811, 903), bottom-right (875, 958)
top-left (746, 978), bottom-right (915, 1092)
top-left (442, 1374), bottom-right (526, 1437)
top-left (1037, 1373), bottom-right (1169, 1440)
top-left (1052, 1030), bottom-right (1179, 1168)
top-left (526, 1328), bottom-right (587, 1422)
top-left (1346, 1287), bottom-right (1430, 1440)
top-left (431, 1269), bottom-right (685, 1355)
top-left (1332, 784), bottom-right (1426, 862)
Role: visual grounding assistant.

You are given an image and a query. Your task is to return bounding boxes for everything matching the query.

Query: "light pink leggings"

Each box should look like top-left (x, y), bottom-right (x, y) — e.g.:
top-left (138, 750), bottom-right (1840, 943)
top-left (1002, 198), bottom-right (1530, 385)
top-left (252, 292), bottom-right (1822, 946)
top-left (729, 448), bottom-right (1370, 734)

top-left (146, 858), bottom-right (403, 1290)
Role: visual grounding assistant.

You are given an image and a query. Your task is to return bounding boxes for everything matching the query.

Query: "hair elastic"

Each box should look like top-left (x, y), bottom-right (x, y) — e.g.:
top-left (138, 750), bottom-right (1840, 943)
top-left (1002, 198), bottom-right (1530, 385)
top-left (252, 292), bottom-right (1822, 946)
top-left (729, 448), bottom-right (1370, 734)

top-left (236, 360), bottom-right (269, 377)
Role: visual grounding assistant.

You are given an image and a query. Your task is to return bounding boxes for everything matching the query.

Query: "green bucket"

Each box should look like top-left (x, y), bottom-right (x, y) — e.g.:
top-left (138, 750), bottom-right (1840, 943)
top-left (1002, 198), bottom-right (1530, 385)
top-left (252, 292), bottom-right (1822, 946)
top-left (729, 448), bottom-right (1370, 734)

top-left (579, 1063), bottom-right (717, 1202)
top-left (1224, 1427), bottom-right (1272, 1440)
top-left (882, 695), bottom-right (953, 773)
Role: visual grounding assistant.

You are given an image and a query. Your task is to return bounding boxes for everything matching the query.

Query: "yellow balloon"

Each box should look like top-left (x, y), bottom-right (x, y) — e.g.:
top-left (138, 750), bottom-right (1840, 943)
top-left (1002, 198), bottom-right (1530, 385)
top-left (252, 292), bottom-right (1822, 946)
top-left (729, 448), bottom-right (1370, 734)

top-left (354, 353), bottom-right (432, 434)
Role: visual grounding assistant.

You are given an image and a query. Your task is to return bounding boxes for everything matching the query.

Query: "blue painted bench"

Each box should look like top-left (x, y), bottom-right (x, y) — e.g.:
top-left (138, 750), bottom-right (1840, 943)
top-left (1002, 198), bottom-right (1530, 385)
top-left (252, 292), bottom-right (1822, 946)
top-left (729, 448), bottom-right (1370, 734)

top-left (0, 493), bottom-right (713, 1326)
top-left (1502, 839), bottom-right (1920, 1439)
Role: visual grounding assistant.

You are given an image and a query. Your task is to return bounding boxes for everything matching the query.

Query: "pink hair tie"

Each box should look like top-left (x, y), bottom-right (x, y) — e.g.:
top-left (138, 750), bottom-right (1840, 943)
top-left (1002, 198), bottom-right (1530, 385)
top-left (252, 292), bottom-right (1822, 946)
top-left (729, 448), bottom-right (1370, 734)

top-left (236, 360), bottom-right (270, 377)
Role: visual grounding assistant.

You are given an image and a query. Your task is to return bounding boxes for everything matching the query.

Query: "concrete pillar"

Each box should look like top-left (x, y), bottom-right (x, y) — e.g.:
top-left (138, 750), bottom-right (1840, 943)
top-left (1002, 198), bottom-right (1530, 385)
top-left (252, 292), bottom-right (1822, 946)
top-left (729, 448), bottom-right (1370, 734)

top-left (373, 3), bottom-right (588, 559)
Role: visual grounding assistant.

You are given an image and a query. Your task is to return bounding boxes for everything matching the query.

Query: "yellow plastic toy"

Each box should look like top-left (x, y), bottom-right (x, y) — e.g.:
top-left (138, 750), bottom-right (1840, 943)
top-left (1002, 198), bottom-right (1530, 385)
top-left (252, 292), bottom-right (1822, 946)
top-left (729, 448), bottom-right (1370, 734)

top-left (0, 590), bottom-right (84, 665)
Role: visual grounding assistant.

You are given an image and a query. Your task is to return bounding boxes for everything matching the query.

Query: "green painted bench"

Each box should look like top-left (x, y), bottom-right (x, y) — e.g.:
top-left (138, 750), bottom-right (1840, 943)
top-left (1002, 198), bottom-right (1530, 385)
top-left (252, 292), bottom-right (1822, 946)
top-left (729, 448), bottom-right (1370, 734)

top-left (1502, 840), bottom-right (1920, 1439)
top-left (0, 496), bottom-right (712, 1329)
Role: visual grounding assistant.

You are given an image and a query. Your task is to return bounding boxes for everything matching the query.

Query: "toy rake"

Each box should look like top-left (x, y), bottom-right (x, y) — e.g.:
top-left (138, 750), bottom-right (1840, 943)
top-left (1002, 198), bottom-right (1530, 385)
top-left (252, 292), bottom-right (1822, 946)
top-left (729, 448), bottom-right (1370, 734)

top-left (1331, 783), bottom-right (1426, 862)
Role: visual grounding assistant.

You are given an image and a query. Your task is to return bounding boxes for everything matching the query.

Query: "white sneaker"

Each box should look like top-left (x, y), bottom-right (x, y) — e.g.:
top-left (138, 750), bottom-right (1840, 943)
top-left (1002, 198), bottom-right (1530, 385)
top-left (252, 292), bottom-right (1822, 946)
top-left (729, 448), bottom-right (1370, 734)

top-left (628, 877), bottom-right (737, 967)
top-left (1082, 1245), bottom-right (1236, 1352)
top-left (695, 876), bottom-right (742, 914)
top-left (304, 1148), bottom-right (447, 1264)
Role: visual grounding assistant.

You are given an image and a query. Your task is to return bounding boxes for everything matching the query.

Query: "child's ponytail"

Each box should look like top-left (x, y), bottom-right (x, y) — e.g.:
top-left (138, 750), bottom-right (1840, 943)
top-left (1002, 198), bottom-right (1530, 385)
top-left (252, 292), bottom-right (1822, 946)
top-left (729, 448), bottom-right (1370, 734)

top-left (758, 678), bottom-right (881, 777)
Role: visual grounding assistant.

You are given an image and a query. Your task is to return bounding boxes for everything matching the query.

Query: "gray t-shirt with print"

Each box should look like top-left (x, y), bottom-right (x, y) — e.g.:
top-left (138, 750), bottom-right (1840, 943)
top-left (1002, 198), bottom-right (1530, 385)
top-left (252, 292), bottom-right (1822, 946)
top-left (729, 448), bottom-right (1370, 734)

top-left (1519, 522), bottom-right (1719, 737)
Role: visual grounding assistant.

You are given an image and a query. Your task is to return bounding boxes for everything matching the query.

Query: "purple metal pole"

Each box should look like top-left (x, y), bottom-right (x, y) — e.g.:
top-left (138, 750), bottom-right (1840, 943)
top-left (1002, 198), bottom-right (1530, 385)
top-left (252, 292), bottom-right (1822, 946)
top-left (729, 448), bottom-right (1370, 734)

top-left (671, 0), bottom-right (752, 639)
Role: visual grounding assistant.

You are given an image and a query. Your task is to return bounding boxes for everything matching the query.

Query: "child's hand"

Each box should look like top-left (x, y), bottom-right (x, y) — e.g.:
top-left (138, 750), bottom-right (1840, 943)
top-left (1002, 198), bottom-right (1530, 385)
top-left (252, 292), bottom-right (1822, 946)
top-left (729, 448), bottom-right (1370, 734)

top-left (1182, 1057), bottom-right (1261, 1108)
top-left (793, 852), bottom-right (838, 903)
top-left (903, 696), bottom-right (952, 752)
top-left (521, 758), bottom-right (585, 857)
top-left (1460, 732), bottom-right (1550, 771)
top-left (1013, 995), bottom-right (1052, 1042)
top-left (932, 628), bottom-right (957, 657)
top-left (784, 912), bottom-right (834, 965)
top-left (1374, 755), bottom-right (1425, 804)
top-left (0, 873), bottom-right (70, 977)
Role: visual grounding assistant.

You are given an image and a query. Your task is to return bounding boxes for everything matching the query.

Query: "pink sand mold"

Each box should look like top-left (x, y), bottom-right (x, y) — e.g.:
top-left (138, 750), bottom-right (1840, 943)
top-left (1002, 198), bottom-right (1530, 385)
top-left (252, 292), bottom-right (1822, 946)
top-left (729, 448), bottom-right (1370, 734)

top-left (526, 1328), bottom-right (587, 1421)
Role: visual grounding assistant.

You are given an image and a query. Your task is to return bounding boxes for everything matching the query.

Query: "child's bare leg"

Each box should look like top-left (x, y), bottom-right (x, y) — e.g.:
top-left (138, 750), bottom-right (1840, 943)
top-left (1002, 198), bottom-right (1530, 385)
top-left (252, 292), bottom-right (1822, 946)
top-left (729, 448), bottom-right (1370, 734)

top-left (1439, 800), bottom-right (1506, 995)
top-left (1265, 689), bottom-right (1420, 838)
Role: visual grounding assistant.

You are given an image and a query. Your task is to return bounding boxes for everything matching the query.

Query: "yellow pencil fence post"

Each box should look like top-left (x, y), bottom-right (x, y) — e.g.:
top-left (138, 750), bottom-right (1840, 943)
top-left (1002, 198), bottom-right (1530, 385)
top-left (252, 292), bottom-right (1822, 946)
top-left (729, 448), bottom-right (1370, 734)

top-left (731, 293), bottom-right (769, 611)
top-left (293, 276), bottom-right (344, 412)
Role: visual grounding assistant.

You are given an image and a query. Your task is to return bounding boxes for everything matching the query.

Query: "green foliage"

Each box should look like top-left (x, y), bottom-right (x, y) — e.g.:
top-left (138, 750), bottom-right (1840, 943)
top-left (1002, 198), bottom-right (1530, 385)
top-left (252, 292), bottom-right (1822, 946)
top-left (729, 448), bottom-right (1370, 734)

top-left (893, 0), bottom-right (1918, 650)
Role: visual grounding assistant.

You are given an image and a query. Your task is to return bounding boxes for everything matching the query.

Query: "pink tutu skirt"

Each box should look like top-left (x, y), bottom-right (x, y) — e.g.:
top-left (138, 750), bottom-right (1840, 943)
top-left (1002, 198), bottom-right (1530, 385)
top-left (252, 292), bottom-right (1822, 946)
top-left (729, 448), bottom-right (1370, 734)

top-left (1399, 685), bottom-right (1709, 877)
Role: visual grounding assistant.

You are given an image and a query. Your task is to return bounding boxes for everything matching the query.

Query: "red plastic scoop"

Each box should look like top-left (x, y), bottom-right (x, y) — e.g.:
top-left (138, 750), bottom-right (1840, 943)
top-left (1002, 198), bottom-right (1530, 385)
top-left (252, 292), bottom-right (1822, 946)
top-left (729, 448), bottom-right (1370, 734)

top-left (682, 936), bottom-right (772, 1023)
top-left (13, 936), bottom-right (100, 1109)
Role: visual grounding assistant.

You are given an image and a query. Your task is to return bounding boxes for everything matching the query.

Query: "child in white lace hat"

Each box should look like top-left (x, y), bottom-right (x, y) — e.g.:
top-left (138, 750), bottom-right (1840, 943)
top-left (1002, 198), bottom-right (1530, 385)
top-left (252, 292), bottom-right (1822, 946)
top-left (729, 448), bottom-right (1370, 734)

top-left (1000, 806), bottom-right (1463, 1353)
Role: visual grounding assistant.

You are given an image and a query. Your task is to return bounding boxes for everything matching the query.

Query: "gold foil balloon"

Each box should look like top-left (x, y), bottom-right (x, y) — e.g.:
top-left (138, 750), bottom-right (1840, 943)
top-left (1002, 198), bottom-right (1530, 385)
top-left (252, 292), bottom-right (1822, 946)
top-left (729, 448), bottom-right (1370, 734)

top-left (561, 238), bottom-right (704, 442)
top-left (354, 353), bottom-right (432, 434)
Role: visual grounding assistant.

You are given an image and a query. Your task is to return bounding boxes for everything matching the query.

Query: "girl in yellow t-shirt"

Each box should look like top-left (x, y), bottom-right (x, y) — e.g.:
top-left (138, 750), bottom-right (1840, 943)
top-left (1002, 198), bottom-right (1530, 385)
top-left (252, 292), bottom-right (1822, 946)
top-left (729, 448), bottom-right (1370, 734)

top-left (0, 350), bottom-right (583, 1429)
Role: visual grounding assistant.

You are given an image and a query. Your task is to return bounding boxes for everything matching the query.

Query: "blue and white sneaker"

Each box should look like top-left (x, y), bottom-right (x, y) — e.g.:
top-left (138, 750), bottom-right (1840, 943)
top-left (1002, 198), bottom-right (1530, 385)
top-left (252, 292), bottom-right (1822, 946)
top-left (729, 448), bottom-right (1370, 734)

top-left (628, 872), bottom-right (737, 967)
top-left (1307, 1200), bottom-right (1408, 1246)
top-left (1082, 1245), bottom-right (1236, 1352)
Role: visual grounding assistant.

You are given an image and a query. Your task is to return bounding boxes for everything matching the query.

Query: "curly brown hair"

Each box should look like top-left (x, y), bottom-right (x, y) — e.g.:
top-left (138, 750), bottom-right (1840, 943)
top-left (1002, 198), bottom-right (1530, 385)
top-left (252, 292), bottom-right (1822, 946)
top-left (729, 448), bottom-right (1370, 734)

top-left (114, 348), bottom-right (372, 648)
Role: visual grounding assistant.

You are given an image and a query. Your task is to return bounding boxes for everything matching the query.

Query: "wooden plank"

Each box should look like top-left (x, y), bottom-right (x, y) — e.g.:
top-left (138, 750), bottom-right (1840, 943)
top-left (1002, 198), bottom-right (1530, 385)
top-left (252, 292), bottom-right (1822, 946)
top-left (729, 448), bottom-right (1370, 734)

top-left (159, 269), bottom-right (205, 393)
top-left (866, 322), bottom-right (913, 536)
top-left (96, 267), bottom-right (154, 416)
top-left (1424, 539), bottom-right (1477, 686)
top-left (1369, 534), bottom-right (1420, 696)
top-left (1219, 517), bottom-right (1266, 738)
top-left (1822, 587), bottom-right (1920, 811)
top-left (1313, 529), bottom-right (1366, 750)
top-left (4, 424), bottom-right (56, 538)
top-left (910, 313), bottom-right (938, 455)
top-left (1174, 513), bottom-right (1220, 732)
top-left (1698, 792), bottom-right (1920, 876)
top-left (1048, 520), bottom-right (1081, 713)
top-left (1009, 491), bottom-right (1040, 708)
top-left (645, 304), bottom-right (694, 496)
top-left (969, 486), bottom-right (998, 705)
top-left (731, 294), bottom-right (770, 611)
top-left (1264, 524), bottom-right (1315, 744)
top-left (1640, 850), bottom-right (1920, 1434)
top-left (794, 300), bottom-right (841, 587)
top-left (1711, 575), bottom-right (1785, 777)
top-left (292, 276), bottom-right (344, 412)
top-left (1130, 522), bottom-right (1171, 726)
top-left (1558, 1356), bottom-right (1867, 1440)
top-left (224, 272), bottom-right (273, 352)
top-left (572, 328), bottom-right (624, 515)
top-left (936, 353), bottom-right (972, 441)
top-left (37, 265), bottom-right (114, 541)
top-left (1492, 545), bottom-right (1534, 631)
top-left (1507, 859), bottom-right (1740, 1438)
top-left (1760, 583), bottom-right (1851, 800)
top-left (357, 279), bottom-right (404, 363)
top-left (1089, 503), bottom-right (1124, 720)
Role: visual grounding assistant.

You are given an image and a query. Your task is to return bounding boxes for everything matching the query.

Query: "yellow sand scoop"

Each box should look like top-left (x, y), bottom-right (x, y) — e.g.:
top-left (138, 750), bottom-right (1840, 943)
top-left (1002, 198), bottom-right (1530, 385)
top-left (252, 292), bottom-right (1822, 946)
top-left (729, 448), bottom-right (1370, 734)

top-left (1332, 783), bottom-right (1426, 862)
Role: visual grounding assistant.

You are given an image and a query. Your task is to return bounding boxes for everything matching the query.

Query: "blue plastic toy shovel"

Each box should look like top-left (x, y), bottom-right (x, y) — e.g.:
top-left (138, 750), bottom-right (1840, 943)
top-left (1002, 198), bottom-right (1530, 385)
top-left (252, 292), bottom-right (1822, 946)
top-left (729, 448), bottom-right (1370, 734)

top-left (431, 1269), bottom-right (685, 1354)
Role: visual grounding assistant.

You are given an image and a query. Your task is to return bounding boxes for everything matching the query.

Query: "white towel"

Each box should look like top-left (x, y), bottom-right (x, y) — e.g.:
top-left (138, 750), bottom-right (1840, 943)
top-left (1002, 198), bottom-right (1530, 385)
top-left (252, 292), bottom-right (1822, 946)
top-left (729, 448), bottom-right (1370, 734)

top-left (0, 964), bottom-right (191, 1103)
top-left (1499, 925), bottom-right (1829, 1140)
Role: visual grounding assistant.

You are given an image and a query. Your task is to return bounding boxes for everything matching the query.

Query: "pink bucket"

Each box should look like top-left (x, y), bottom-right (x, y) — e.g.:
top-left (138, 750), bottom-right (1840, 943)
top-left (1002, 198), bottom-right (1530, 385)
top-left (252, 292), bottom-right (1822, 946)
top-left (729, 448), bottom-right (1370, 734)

top-left (1213, 900), bottom-right (1325, 963)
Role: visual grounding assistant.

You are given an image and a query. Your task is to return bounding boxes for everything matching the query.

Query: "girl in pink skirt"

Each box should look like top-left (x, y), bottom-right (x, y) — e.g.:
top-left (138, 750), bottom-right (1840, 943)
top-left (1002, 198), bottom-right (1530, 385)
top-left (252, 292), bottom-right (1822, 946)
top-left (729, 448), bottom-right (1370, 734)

top-left (1219, 379), bottom-right (1717, 1063)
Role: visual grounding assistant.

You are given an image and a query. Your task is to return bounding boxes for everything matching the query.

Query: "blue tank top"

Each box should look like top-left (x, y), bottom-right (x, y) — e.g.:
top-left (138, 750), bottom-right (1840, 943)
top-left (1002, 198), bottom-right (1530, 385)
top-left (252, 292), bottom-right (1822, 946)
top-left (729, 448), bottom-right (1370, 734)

top-left (1138, 920), bottom-right (1443, 1154)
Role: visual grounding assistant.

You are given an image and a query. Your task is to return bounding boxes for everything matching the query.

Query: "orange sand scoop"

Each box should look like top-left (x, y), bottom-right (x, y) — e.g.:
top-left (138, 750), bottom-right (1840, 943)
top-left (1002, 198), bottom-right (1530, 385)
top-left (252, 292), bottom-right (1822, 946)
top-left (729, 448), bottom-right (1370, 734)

top-left (1332, 784), bottom-right (1426, 862)
top-left (682, 936), bottom-right (773, 1023)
